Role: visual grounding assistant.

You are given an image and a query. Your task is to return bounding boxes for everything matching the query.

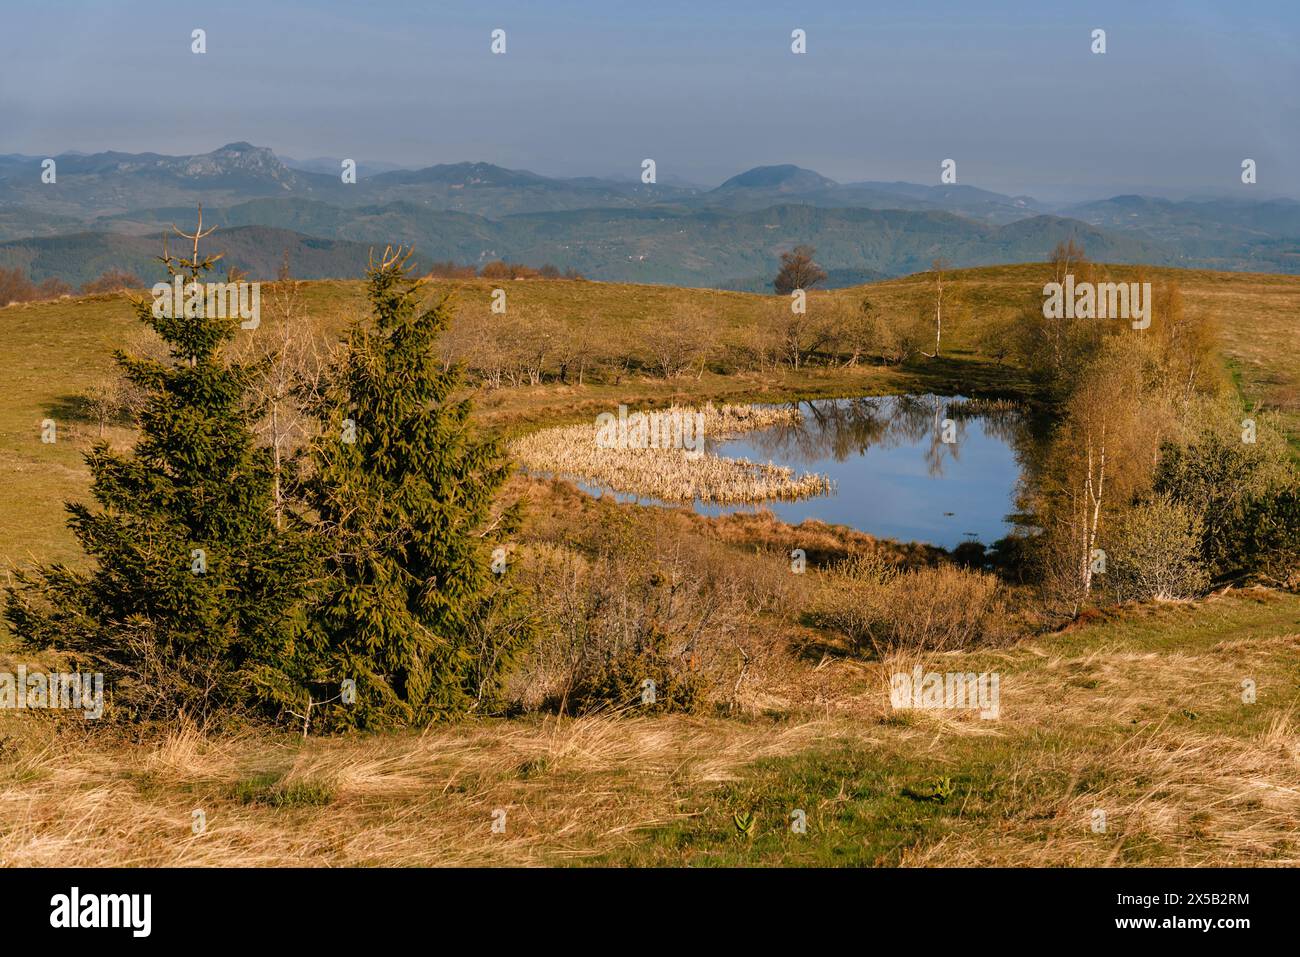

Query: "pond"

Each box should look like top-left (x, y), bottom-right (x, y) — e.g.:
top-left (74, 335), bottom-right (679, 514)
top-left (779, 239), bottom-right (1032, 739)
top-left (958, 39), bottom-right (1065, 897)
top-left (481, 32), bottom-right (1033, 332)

top-left (574, 395), bottom-right (1026, 549)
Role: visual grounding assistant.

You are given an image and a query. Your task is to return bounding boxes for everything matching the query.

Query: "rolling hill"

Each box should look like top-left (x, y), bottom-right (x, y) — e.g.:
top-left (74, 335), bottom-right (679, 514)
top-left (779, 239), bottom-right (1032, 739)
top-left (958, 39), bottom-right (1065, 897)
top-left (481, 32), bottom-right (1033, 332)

top-left (4, 143), bottom-right (1300, 286)
top-left (0, 200), bottom-right (1169, 288)
top-left (0, 226), bottom-right (432, 287)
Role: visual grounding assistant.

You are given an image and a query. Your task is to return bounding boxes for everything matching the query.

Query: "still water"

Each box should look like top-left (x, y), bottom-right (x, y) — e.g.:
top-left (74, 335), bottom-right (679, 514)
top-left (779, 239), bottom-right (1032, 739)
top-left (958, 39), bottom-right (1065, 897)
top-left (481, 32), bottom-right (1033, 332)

top-left (576, 395), bottom-right (1024, 549)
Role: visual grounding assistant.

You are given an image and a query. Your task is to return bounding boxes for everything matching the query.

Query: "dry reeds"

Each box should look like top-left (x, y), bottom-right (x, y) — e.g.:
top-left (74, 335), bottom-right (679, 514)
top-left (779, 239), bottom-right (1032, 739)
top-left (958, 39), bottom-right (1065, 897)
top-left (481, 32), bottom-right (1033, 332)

top-left (944, 397), bottom-right (1024, 417)
top-left (510, 402), bottom-right (831, 504)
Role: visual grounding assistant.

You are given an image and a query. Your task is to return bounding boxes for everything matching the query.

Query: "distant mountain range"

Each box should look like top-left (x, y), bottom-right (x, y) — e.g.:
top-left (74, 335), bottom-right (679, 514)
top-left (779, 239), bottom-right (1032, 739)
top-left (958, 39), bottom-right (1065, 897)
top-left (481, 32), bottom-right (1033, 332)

top-left (277, 155), bottom-right (408, 178)
top-left (1, 143), bottom-right (1298, 288)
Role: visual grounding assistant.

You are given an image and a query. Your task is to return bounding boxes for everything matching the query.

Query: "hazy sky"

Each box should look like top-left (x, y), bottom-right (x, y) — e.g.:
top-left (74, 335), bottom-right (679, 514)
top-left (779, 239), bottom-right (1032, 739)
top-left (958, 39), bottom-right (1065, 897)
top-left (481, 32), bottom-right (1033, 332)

top-left (3, 0), bottom-right (1297, 201)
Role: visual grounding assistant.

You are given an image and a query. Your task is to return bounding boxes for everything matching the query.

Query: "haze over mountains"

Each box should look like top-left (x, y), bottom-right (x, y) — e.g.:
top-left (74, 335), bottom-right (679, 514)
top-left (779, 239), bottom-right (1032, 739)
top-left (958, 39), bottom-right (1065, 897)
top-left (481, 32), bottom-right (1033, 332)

top-left (1, 143), bottom-right (1296, 290)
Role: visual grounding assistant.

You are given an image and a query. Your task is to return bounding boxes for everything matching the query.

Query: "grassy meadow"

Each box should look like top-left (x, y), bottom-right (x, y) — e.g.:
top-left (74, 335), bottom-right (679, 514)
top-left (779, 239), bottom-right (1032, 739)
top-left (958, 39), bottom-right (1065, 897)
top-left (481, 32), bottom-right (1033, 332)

top-left (0, 261), bottom-right (1297, 867)
top-left (3, 263), bottom-right (1296, 568)
top-left (0, 587), bottom-right (1294, 866)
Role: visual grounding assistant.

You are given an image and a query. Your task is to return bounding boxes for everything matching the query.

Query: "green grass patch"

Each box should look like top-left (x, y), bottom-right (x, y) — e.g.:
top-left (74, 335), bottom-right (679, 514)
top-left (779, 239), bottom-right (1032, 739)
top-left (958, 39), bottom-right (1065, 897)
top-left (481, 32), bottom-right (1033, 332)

top-left (593, 742), bottom-right (977, 866)
top-left (232, 772), bottom-right (335, 808)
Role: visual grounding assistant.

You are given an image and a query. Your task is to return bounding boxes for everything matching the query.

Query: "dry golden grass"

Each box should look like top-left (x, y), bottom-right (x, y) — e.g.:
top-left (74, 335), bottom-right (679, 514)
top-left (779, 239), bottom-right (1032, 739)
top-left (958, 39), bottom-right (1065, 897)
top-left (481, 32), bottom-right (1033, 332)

top-left (905, 713), bottom-right (1300, 867)
top-left (0, 590), bottom-right (1294, 867)
top-left (0, 713), bottom-right (845, 867)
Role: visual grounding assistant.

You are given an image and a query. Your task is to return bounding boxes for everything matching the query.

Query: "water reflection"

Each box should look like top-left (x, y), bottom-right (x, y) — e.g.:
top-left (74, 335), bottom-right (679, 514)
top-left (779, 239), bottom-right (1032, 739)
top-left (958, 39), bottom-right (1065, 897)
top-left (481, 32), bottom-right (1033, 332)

top-left (704, 395), bottom-right (1026, 548)
top-left (574, 394), bottom-right (1026, 548)
top-left (729, 395), bottom-right (1025, 478)
top-left (732, 395), bottom-right (963, 477)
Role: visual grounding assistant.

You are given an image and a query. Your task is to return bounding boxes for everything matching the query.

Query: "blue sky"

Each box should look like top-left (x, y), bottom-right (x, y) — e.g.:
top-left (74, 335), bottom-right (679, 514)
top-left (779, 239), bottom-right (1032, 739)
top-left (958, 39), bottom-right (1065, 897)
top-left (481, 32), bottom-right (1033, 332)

top-left (2, 0), bottom-right (1296, 200)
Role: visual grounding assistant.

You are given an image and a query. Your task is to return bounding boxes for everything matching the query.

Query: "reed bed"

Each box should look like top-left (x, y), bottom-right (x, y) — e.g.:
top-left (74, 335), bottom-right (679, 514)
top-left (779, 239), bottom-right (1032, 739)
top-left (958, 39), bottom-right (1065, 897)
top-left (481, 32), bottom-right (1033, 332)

top-left (944, 397), bottom-right (1024, 417)
top-left (511, 403), bottom-right (832, 504)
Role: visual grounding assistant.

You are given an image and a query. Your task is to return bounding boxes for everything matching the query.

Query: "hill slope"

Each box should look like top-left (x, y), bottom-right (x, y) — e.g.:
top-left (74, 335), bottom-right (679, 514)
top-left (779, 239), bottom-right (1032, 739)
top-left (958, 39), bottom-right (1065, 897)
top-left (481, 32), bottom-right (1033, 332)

top-left (2, 202), bottom-right (1170, 288)
top-left (0, 226), bottom-right (434, 286)
top-left (1, 262), bottom-right (1295, 567)
top-left (1, 585), bottom-right (1295, 866)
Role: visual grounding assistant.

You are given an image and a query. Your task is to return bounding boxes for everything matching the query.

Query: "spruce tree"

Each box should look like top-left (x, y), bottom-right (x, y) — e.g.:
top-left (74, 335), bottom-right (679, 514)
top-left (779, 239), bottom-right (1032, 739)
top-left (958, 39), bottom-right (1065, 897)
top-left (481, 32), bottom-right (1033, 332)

top-left (5, 211), bottom-right (315, 723)
top-left (306, 247), bottom-right (522, 727)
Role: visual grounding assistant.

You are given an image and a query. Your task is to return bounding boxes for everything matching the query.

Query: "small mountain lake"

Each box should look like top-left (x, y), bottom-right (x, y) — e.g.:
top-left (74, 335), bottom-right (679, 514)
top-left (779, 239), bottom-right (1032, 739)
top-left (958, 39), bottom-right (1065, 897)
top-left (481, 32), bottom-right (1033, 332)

top-left (573, 395), bottom-right (1025, 549)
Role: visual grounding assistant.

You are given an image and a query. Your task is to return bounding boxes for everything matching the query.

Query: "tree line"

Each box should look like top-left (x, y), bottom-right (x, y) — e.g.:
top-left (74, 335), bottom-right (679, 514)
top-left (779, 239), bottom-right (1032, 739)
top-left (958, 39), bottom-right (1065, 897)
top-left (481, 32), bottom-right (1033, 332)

top-left (996, 241), bottom-right (1299, 615)
top-left (0, 267), bottom-right (149, 305)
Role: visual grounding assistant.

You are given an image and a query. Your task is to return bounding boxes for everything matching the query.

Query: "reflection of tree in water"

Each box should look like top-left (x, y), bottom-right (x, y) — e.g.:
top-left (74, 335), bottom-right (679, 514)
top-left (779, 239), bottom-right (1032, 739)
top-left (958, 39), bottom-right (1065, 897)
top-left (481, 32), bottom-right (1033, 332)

top-left (732, 397), bottom-right (887, 462)
top-left (888, 394), bottom-right (964, 477)
top-left (976, 411), bottom-right (1020, 445)
top-left (732, 394), bottom-right (1010, 477)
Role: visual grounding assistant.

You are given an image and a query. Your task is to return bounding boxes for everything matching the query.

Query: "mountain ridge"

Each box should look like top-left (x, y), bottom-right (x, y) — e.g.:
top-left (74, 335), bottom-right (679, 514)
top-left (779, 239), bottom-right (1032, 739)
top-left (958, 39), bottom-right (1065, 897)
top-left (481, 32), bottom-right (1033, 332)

top-left (3, 144), bottom-right (1300, 285)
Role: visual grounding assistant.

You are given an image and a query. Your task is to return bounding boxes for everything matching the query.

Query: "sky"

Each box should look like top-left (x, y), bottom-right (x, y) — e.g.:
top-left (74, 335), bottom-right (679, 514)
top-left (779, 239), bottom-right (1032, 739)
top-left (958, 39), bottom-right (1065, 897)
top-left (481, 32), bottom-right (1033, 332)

top-left (2, 0), bottom-right (1297, 201)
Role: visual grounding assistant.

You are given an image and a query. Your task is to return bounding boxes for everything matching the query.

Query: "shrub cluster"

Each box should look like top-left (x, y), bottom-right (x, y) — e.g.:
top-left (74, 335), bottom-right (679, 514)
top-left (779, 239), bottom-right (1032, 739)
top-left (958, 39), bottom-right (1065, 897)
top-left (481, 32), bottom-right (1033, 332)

top-left (810, 553), bottom-right (1013, 656)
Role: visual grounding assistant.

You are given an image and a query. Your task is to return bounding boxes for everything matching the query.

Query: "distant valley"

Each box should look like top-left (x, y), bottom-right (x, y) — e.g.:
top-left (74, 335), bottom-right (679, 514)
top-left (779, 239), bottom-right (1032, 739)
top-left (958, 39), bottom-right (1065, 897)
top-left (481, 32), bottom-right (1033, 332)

top-left (2, 143), bottom-right (1298, 288)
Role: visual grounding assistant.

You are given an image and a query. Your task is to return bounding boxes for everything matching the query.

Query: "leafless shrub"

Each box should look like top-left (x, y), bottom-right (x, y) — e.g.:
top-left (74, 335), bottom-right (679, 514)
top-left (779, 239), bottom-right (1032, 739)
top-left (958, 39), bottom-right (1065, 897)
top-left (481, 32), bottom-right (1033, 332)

top-left (0, 268), bottom-right (71, 305)
top-left (76, 377), bottom-right (130, 439)
top-left (508, 533), bottom-right (791, 717)
top-left (650, 303), bottom-right (714, 379)
top-left (80, 270), bottom-right (143, 295)
top-left (811, 553), bottom-right (1014, 656)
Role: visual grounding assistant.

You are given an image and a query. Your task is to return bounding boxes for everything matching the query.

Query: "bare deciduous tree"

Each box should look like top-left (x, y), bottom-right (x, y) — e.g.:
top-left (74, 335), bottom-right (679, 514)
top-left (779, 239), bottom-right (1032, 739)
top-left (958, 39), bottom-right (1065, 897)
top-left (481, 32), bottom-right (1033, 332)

top-left (773, 245), bottom-right (827, 296)
top-left (78, 377), bottom-right (128, 439)
top-left (236, 280), bottom-right (317, 527)
top-left (919, 258), bottom-right (949, 358)
top-left (651, 304), bottom-right (713, 379)
top-left (81, 270), bottom-right (143, 295)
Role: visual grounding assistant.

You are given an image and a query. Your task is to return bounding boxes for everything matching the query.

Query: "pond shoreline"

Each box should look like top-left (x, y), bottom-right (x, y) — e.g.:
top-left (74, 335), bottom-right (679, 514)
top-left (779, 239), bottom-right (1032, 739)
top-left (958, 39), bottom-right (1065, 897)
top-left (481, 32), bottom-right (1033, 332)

top-left (487, 358), bottom-right (1043, 439)
top-left (512, 394), bottom-right (1031, 549)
